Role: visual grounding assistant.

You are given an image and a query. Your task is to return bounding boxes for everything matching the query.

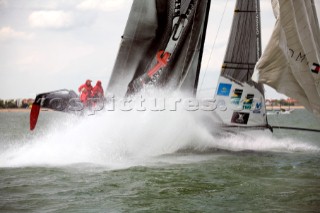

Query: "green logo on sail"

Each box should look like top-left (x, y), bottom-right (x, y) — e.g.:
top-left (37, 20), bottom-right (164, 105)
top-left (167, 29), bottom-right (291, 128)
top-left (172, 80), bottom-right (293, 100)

top-left (243, 94), bottom-right (254, 110)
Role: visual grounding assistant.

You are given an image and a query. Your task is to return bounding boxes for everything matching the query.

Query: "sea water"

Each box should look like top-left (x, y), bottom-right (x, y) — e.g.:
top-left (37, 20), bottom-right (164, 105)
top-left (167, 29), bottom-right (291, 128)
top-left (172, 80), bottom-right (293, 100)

top-left (0, 109), bottom-right (319, 212)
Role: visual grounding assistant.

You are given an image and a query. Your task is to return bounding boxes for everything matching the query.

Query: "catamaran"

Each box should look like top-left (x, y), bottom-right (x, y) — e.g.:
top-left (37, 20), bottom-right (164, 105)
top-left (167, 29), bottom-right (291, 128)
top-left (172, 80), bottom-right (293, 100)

top-left (30, 0), bottom-right (320, 133)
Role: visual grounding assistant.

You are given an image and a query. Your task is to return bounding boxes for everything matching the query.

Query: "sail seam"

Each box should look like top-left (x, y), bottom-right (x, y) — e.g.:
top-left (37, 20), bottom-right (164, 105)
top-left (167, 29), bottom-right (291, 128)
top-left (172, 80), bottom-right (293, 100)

top-left (222, 67), bottom-right (255, 70)
top-left (235, 10), bottom-right (259, 13)
top-left (224, 61), bottom-right (256, 65)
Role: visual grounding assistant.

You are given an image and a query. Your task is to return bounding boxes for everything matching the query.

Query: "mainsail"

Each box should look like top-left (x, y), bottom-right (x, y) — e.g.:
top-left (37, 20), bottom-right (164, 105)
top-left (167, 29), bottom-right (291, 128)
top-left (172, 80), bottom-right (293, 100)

top-left (212, 0), bottom-right (269, 128)
top-left (253, 0), bottom-right (320, 117)
top-left (107, 0), bottom-right (211, 97)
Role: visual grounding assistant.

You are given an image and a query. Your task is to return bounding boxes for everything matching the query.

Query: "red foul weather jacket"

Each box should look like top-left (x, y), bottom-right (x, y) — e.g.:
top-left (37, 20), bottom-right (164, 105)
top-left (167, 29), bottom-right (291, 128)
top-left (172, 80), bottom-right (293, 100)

top-left (92, 85), bottom-right (104, 98)
top-left (78, 83), bottom-right (93, 103)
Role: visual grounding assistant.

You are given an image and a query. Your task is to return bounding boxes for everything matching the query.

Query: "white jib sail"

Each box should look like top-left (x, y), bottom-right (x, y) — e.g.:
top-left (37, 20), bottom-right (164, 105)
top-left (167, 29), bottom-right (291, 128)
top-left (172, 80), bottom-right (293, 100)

top-left (253, 0), bottom-right (320, 116)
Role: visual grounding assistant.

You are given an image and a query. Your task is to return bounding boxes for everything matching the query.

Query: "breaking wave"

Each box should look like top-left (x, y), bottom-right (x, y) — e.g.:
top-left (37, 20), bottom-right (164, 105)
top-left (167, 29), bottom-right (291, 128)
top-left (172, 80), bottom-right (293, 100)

top-left (0, 99), bottom-right (319, 168)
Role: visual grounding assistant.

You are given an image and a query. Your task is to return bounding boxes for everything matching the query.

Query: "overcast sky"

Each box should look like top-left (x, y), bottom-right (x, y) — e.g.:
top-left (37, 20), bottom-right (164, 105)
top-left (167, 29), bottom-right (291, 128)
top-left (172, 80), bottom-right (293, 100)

top-left (0, 0), bottom-right (318, 100)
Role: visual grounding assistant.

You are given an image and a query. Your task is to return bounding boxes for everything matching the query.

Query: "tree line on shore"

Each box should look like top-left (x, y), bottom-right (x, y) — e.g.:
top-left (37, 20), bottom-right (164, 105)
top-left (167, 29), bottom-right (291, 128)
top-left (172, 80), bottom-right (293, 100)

top-left (0, 99), bottom-right (34, 109)
top-left (265, 98), bottom-right (298, 106)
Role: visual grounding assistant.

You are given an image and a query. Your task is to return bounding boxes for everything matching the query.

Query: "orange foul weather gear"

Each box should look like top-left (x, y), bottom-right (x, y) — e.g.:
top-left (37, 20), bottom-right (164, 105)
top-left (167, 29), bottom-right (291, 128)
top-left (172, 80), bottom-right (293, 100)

top-left (92, 80), bottom-right (104, 98)
top-left (78, 80), bottom-right (93, 103)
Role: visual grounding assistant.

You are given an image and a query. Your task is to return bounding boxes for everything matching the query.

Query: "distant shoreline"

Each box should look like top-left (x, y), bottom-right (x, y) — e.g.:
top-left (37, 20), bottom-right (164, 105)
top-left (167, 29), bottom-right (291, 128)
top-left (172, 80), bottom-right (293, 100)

top-left (0, 108), bottom-right (30, 112)
top-left (0, 108), bottom-right (53, 112)
top-left (266, 105), bottom-right (304, 110)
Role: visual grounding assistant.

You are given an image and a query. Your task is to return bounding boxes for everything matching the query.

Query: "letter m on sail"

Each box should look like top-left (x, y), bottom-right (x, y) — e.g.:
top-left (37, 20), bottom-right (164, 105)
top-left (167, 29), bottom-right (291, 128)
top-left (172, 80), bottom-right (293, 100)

top-left (311, 63), bottom-right (320, 74)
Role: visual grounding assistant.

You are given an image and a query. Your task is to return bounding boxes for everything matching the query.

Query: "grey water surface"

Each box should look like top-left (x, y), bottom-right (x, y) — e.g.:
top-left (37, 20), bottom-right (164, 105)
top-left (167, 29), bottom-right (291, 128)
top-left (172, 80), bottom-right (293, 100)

top-left (0, 109), bottom-right (319, 212)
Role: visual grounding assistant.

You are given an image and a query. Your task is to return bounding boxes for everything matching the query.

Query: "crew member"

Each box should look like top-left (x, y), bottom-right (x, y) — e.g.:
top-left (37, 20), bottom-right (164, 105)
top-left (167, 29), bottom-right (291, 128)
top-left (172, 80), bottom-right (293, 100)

top-left (78, 79), bottom-right (93, 105)
top-left (92, 80), bottom-right (104, 98)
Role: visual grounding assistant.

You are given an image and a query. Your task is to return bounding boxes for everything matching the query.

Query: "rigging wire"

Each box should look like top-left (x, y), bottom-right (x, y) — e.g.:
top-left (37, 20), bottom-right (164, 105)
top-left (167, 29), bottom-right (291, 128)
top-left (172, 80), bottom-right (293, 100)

top-left (198, 0), bottom-right (229, 92)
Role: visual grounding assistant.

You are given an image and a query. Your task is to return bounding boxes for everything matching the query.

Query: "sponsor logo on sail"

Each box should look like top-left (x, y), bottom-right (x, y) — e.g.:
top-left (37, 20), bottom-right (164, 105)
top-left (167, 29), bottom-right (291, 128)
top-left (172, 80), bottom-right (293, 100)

top-left (231, 112), bottom-right (250, 124)
top-left (253, 102), bottom-right (262, 114)
top-left (217, 83), bottom-right (232, 96)
top-left (243, 94), bottom-right (254, 110)
top-left (230, 89), bottom-right (243, 105)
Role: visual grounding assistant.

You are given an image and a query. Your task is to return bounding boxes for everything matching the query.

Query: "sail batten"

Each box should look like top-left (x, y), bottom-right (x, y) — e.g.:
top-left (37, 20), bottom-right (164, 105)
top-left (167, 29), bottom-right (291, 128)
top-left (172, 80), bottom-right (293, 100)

top-left (219, 0), bottom-right (263, 92)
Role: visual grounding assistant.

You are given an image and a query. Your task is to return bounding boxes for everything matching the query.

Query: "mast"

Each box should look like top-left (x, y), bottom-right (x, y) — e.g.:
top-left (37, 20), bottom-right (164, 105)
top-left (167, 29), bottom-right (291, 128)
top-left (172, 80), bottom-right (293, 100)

top-left (192, 0), bottom-right (212, 96)
top-left (256, 0), bottom-right (262, 58)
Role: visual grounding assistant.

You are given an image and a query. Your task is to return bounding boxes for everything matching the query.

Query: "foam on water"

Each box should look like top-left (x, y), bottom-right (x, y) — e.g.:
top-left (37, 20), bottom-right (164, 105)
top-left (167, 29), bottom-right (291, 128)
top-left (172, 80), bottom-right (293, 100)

top-left (0, 101), bottom-right (319, 168)
top-left (207, 132), bottom-right (320, 152)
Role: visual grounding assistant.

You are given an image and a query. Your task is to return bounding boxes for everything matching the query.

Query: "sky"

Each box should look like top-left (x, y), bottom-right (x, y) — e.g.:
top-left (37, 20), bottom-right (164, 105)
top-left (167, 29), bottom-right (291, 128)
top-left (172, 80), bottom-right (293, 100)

top-left (0, 0), bottom-right (317, 100)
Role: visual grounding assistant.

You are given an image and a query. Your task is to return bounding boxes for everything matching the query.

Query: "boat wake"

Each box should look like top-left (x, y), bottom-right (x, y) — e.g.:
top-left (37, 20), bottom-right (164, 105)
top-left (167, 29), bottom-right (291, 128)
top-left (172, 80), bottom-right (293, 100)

top-left (0, 109), bottom-right (319, 168)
